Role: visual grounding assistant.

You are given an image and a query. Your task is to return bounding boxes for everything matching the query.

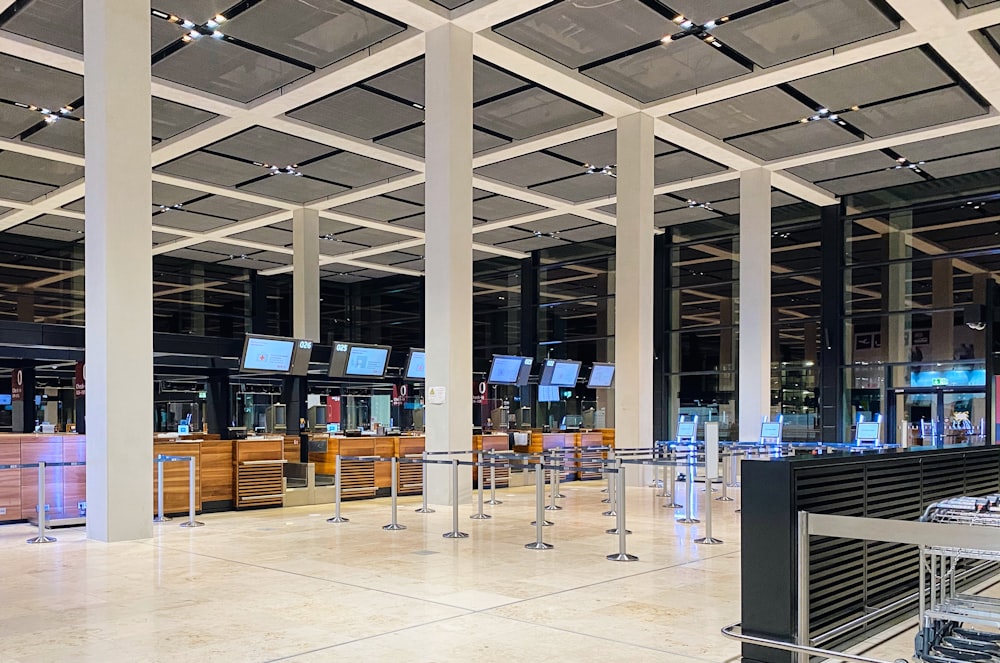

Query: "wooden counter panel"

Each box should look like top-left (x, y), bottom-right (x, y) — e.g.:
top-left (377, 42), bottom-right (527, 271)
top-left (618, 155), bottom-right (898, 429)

top-left (283, 436), bottom-right (301, 464)
top-left (153, 443), bottom-right (202, 515)
top-left (63, 438), bottom-right (86, 516)
top-left (233, 440), bottom-right (284, 509)
top-left (0, 442), bottom-right (20, 521)
top-left (374, 437), bottom-right (393, 489)
top-left (395, 436), bottom-right (425, 457)
top-left (20, 440), bottom-right (64, 519)
top-left (478, 434), bottom-right (509, 452)
top-left (234, 438), bottom-right (284, 463)
top-left (200, 440), bottom-right (234, 503)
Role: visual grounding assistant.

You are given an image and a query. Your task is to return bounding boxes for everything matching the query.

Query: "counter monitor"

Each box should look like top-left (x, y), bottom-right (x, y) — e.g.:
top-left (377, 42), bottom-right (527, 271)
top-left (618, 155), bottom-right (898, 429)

top-left (587, 363), bottom-right (616, 388)
top-left (538, 385), bottom-right (560, 402)
top-left (328, 341), bottom-right (393, 378)
top-left (405, 349), bottom-right (426, 380)
top-left (241, 334), bottom-right (296, 373)
top-left (488, 355), bottom-right (533, 385)
top-left (540, 359), bottom-right (582, 387)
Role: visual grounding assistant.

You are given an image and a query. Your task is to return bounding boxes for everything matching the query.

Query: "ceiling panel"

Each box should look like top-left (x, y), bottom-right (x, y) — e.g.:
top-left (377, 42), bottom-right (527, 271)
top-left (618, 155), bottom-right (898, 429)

top-left (786, 150), bottom-right (899, 182)
top-left (299, 152), bottom-right (411, 188)
top-left (160, 247), bottom-right (228, 262)
top-left (152, 210), bottom-right (233, 232)
top-left (815, 167), bottom-right (924, 195)
top-left (152, 1), bottom-right (232, 24)
top-left (474, 88), bottom-right (601, 141)
top-left (728, 120), bottom-right (862, 161)
top-left (672, 88), bottom-right (814, 139)
top-left (840, 87), bottom-right (987, 138)
top-left (531, 173), bottom-right (617, 202)
top-left (0, 53), bottom-right (83, 112)
top-left (155, 151), bottom-right (265, 187)
top-left (654, 151), bottom-right (728, 184)
top-left (390, 214), bottom-right (424, 230)
top-left (474, 227), bottom-right (532, 244)
top-left (151, 97), bottom-right (217, 142)
top-left (584, 38), bottom-right (750, 103)
top-left (289, 87), bottom-right (423, 140)
top-left (711, 0), bottom-right (898, 68)
top-left (153, 181), bottom-right (209, 207)
top-left (674, 179), bottom-right (740, 203)
top-left (360, 250), bottom-right (422, 266)
top-left (0, 176), bottom-right (54, 202)
top-left (898, 125), bottom-right (1000, 161)
top-left (0, 103), bottom-right (48, 139)
top-left (474, 152), bottom-right (582, 187)
top-left (500, 235), bottom-right (570, 251)
top-left (790, 48), bottom-right (952, 111)
top-left (472, 195), bottom-right (546, 221)
top-left (557, 223), bottom-right (616, 242)
top-left (238, 174), bottom-right (348, 204)
top-left (152, 37), bottom-right (311, 103)
top-left (654, 205), bottom-right (723, 227)
top-left (374, 125), bottom-right (424, 156)
top-left (548, 131), bottom-right (616, 166)
top-left (228, 226), bottom-right (292, 246)
top-left (318, 238), bottom-right (369, 255)
top-left (0, 151), bottom-right (83, 186)
top-left (474, 60), bottom-right (527, 103)
top-left (152, 230), bottom-right (181, 246)
top-left (210, 127), bottom-right (333, 167)
top-left (494, 0), bottom-right (674, 69)
top-left (222, 0), bottom-right (405, 69)
top-left (367, 59), bottom-right (424, 105)
top-left (662, 1), bottom-right (763, 23)
top-left (2, 0), bottom-right (84, 53)
top-left (181, 195), bottom-right (280, 221)
top-left (331, 196), bottom-right (422, 221)
top-left (514, 214), bottom-right (594, 234)
top-left (334, 227), bottom-right (409, 246)
top-left (920, 149), bottom-right (1000, 178)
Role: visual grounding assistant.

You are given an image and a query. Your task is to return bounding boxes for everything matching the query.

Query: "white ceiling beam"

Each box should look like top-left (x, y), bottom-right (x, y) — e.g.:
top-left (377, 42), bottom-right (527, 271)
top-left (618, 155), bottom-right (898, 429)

top-left (771, 172), bottom-right (839, 207)
top-left (262, 116), bottom-right (426, 172)
top-left (355, 0), bottom-right (448, 32)
top-left (453, 0), bottom-right (551, 33)
top-left (0, 137), bottom-right (84, 166)
top-left (473, 243), bottom-right (529, 259)
top-left (317, 210), bottom-right (424, 239)
top-left (471, 118), bottom-right (617, 168)
top-left (0, 180), bottom-right (84, 232)
top-left (149, 172), bottom-right (299, 210)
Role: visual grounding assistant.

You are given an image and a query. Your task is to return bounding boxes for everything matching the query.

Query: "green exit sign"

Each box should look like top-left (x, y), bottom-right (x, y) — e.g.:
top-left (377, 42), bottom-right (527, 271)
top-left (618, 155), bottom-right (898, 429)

top-left (198, 391), bottom-right (207, 399)
top-left (931, 377), bottom-right (949, 386)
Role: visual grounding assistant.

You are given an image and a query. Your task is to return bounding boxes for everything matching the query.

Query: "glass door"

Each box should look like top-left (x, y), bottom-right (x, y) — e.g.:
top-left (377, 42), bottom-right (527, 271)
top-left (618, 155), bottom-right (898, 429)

top-left (891, 388), bottom-right (987, 447)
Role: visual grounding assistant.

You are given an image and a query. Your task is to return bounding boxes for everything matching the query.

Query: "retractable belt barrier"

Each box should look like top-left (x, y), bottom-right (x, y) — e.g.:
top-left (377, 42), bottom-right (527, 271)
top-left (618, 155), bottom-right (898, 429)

top-left (0, 460), bottom-right (86, 545)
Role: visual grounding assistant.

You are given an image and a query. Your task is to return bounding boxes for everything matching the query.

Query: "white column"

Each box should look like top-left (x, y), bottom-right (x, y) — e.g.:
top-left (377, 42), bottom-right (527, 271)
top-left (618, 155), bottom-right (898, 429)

top-left (424, 24), bottom-right (473, 505)
top-left (292, 208), bottom-right (320, 341)
top-left (615, 113), bottom-right (655, 464)
top-left (738, 168), bottom-right (772, 442)
top-left (84, 0), bottom-right (152, 542)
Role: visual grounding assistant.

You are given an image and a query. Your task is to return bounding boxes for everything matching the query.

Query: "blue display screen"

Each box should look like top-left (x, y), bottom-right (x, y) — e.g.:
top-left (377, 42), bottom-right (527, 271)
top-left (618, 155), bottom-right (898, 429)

top-left (588, 364), bottom-right (615, 388)
top-left (489, 356), bottom-right (523, 384)
top-left (243, 337), bottom-right (294, 372)
top-left (345, 346), bottom-right (389, 376)
top-left (538, 385), bottom-right (560, 402)
top-left (406, 351), bottom-right (426, 379)
top-left (549, 361), bottom-right (580, 386)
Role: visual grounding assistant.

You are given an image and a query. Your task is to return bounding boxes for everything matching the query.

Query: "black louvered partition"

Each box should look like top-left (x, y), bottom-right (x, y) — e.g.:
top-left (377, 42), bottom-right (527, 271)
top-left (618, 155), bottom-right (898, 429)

top-left (740, 446), bottom-right (1000, 663)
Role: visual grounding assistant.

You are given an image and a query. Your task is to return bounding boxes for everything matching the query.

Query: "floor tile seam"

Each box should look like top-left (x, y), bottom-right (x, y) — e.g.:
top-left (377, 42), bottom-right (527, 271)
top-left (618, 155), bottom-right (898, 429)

top-left (469, 547), bottom-right (741, 614)
top-left (484, 612), bottom-right (724, 662)
top-left (135, 539), bottom-right (479, 614)
top-left (260, 612), bottom-right (477, 662)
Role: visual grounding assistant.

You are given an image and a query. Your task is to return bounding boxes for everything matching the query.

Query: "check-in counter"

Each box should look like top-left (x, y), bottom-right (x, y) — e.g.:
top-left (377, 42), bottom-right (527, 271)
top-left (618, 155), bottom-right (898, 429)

top-left (473, 434), bottom-right (510, 488)
top-left (233, 437), bottom-right (285, 509)
top-left (0, 433), bottom-right (86, 523)
top-left (574, 431), bottom-right (606, 480)
top-left (395, 435), bottom-right (425, 496)
top-left (153, 438), bottom-right (203, 515)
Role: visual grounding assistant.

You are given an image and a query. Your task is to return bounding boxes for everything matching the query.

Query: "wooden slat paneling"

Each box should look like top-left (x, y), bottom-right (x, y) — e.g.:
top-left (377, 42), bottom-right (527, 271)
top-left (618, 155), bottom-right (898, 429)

top-left (200, 440), bottom-right (234, 503)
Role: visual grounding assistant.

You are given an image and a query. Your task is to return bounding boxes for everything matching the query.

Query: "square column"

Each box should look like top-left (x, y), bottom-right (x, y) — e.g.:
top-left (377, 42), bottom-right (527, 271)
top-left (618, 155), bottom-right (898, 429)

top-left (84, 0), bottom-right (153, 541)
top-left (615, 113), bottom-right (655, 455)
top-left (293, 208), bottom-right (320, 342)
top-left (424, 24), bottom-right (473, 505)
top-left (738, 169), bottom-right (772, 442)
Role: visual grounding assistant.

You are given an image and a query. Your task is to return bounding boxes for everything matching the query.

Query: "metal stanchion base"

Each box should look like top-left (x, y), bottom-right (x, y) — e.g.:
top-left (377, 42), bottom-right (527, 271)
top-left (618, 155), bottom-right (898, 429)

top-left (607, 553), bottom-right (638, 562)
top-left (727, 482), bottom-right (741, 488)
top-left (601, 488), bottom-right (608, 493)
top-left (180, 520), bottom-right (205, 528)
top-left (153, 516), bottom-right (172, 523)
top-left (694, 536), bottom-right (724, 545)
top-left (676, 517), bottom-right (700, 524)
top-left (555, 493), bottom-right (566, 498)
top-left (469, 513), bottom-right (492, 520)
top-left (544, 504), bottom-right (563, 511)
top-left (327, 515), bottom-right (350, 523)
top-left (26, 535), bottom-right (56, 544)
top-left (442, 530), bottom-right (469, 539)
top-left (525, 541), bottom-right (554, 550)
top-left (530, 519), bottom-right (553, 527)
top-left (414, 507), bottom-right (435, 514)
top-left (601, 509), bottom-right (616, 516)
top-left (485, 499), bottom-right (502, 505)
top-left (715, 495), bottom-right (735, 502)
top-left (383, 523), bottom-right (407, 531)
top-left (605, 527), bottom-right (631, 535)
top-left (663, 501), bottom-right (683, 509)
top-left (600, 497), bottom-right (611, 503)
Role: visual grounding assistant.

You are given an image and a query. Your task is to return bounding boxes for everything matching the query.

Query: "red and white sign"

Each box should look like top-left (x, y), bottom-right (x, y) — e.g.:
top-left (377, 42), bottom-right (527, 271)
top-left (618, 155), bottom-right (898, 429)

top-left (11, 368), bottom-right (24, 402)
top-left (473, 380), bottom-right (486, 405)
top-left (326, 395), bottom-right (341, 424)
top-left (75, 362), bottom-right (86, 398)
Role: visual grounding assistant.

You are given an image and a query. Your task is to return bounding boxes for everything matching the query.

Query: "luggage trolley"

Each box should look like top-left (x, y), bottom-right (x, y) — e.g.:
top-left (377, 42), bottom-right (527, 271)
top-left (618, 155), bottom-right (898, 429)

top-left (916, 494), bottom-right (1000, 663)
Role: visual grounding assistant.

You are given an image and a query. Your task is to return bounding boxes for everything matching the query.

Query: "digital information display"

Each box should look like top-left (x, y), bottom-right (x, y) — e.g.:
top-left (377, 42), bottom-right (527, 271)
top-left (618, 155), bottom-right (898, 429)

top-left (406, 350), bottom-right (426, 380)
top-left (857, 422), bottom-right (880, 441)
top-left (677, 422), bottom-right (696, 438)
top-left (489, 355), bottom-right (524, 384)
top-left (243, 337), bottom-right (295, 372)
top-left (538, 385), bottom-right (560, 402)
top-left (760, 422), bottom-right (782, 439)
top-left (0, 394), bottom-right (11, 406)
top-left (346, 346), bottom-right (389, 376)
top-left (545, 360), bottom-right (581, 387)
top-left (587, 363), bottom-right (615, 388)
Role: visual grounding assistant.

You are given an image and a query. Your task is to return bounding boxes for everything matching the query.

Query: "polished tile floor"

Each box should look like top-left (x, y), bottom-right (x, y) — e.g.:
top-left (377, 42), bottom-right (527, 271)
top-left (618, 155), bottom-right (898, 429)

top-left (0, 478), bottom-right (915, 662)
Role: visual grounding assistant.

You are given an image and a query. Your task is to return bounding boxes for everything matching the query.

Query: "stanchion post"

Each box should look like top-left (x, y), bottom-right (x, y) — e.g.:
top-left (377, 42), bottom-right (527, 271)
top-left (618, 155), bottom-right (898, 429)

top-left (154, 455), bottom-right (171, 523)
top-left (26, 461), bottom-right (56, 544)
top-left (601, 446), bottom-right (614, 501)
top-left (327, 453), bottom-right (349, 523)
top-left (717, 450), bottom-right (734, 502)
top-left (676, 448), bottom-right (700, 524)
top-left (728, 448), bottom-right (741, 488)
top-left (415, 451), bottom-right (435, 514)
top-left (383, 456), bottom-right (406, 531)
top-left (664, 449), bottom-right (682, 509)
top-left (607, 462), bottom-right (637, 561)
top-left (525, 461), bottom-right (553, 550)
top-left (695, 446), bottom-right (723, 545)
top-left (486, 453), bottom-right (502, 505)
top-left (553, 451), bottom-right (565, 498)
top-left (470, 453), bottom-right (491, 520)
top-left (442, 458), bottom-right (469, 539)
top-left (545, 452), bottom-right (563, 511)
top-left (602, 455), bottom-right (617, 516)
top-left (179, 456), bottom-right (204, 528)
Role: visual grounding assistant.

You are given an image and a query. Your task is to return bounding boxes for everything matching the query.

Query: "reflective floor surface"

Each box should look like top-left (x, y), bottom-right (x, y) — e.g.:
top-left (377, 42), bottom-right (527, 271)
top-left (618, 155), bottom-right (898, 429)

top-left (0, 479), bottom-right (914, 662)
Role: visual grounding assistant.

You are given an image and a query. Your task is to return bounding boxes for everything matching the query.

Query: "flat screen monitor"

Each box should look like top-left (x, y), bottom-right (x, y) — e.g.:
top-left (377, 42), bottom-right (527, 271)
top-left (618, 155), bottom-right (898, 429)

top-left (857, 422), bottom-right (880, 442)
top-left (405, 349), bottom-right (426, 380)
top-left (289, 339), bottom-right (313, 376)
top-left (539, 359), bottom-right (582, 387)
top-left (760, 422), bottom-right (782, 439)
top-left (587, 363), bottom-right (616, 388)
top-left (241, 335), bottom-right (296, 373)
top-left (488, 355), bottom-right (532, 385)
top-left (0, 394), bottom-right (10, 406)
top-left (328, 342), bottom-right (392, 378)
top-left (538, 385), bottom-right (560, 402)
top-left (677, 422), bottom-right (696, 439)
